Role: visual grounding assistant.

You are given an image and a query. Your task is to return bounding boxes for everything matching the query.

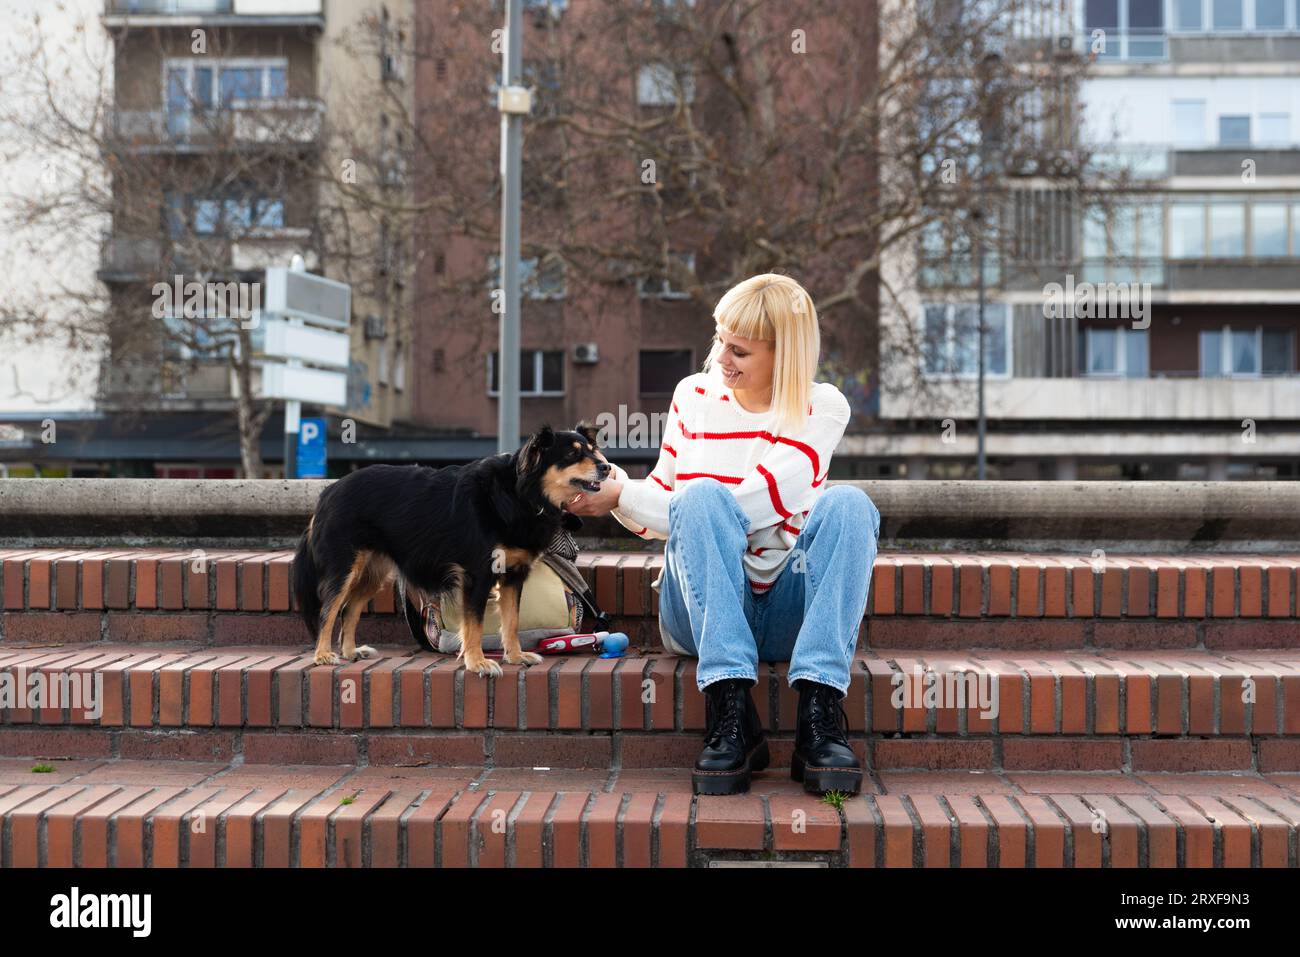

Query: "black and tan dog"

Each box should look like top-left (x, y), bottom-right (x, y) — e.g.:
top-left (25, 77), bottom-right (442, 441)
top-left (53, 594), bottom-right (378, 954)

top-left (293, 422), bottom-right (610, 674)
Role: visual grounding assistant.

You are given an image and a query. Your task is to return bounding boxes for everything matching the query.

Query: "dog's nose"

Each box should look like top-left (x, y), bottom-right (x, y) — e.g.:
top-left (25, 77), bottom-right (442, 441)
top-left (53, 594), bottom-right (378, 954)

top-left (596, 462), bottom-right (611, 477)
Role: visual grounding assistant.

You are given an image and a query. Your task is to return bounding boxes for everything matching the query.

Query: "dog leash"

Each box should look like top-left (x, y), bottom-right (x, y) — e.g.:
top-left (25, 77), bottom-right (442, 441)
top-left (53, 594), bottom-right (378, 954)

top-left (538, 526), bottom-right (613, 633)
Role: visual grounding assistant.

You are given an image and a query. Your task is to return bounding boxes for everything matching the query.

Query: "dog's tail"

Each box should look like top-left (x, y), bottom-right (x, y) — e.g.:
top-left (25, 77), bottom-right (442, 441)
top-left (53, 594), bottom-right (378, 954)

top-left (293, 528), bottom-right (322, 639)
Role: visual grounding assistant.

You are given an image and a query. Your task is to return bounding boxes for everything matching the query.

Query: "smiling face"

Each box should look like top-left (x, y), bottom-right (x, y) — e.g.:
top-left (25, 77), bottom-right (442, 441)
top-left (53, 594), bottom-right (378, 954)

top-left (524, 424), bottom-right (611, 509)
top-left (714, 326), bottom-right (775, 397)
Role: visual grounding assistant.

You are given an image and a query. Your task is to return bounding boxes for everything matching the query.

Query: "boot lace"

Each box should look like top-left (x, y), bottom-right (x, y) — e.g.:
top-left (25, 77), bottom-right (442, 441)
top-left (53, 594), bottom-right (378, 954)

top-left (705, 685), bottom-right (746, 748)
top-left (807, 687), bottom-right (850, 747)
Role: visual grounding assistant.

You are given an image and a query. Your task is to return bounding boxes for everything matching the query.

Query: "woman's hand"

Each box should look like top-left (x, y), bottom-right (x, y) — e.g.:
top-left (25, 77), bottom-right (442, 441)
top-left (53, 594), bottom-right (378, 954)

top-left (565, 477), bottom-right (622, 516)
top-left (565, 448), bottom-right (622, 516)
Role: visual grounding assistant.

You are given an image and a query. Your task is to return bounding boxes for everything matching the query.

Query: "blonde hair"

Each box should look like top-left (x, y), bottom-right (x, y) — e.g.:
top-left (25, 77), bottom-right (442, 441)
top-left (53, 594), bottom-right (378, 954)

top-left (702, 273), bottom-right (820, 435)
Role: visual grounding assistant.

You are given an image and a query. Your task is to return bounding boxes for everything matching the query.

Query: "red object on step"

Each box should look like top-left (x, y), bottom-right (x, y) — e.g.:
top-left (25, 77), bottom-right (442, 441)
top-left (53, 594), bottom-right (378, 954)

top-left (535, 633), bottom-right (602, 654)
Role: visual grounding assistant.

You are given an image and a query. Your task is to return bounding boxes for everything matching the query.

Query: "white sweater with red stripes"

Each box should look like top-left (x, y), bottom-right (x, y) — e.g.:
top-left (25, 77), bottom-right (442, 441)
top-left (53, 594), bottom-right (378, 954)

top-left (607, 368), bottom-right (852, 593)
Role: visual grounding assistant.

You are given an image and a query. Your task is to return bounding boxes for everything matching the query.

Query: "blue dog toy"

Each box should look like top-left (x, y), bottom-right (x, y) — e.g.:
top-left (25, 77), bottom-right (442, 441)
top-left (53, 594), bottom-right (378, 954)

top-left (598, 632), bottom-right (629, 658)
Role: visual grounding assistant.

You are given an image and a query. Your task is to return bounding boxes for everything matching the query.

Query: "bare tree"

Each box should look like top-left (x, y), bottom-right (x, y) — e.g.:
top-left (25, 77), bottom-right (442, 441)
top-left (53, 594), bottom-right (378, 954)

top-left (327, 0), bottom-right (1126, 415)
top-left (1, 14), bottom-right (345, 476)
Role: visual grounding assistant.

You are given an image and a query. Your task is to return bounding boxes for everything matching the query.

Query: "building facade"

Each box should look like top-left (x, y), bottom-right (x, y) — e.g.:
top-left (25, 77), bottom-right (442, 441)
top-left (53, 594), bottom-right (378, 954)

top-left (875, 0), bottom-right (1300, 480)
top-left (90, 0), bottom-right (416, 475)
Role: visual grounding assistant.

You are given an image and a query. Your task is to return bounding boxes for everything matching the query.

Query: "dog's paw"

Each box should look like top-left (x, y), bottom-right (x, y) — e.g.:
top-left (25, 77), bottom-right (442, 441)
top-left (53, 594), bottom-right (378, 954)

top-left (504, 651), bottom-right (543, 666)
top-left (314, 652), bottom-right (340, 666)
top-left (466, 658), bottom-right (503, 678)
top-left (351, 645), bottom-right (377, 660)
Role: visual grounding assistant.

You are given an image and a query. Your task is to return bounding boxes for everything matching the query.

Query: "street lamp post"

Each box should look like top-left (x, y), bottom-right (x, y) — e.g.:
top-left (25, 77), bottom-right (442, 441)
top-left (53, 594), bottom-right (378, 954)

top-left (497, 0), bottom-right (528, 454)
top-left (974, 50), bottom-right (1003, 482)
top-left (976, 212), bottom-right (986, 480)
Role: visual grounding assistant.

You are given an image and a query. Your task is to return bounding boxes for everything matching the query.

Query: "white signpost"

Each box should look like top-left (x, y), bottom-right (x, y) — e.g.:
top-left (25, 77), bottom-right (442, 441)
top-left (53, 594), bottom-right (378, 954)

top-left (253, 259), bottom-right (351, 477)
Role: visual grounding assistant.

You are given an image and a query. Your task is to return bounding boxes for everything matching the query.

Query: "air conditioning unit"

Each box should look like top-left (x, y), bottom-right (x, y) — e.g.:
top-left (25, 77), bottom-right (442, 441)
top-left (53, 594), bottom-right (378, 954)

top-left (364, 314), bottom-right (387, 340)
top-left (1046, 151), bottom-right (1075, 176)
top-left (572, 342), bottom-right (598, 364)
top-left (1055, 34), bottom-right (1074, 53)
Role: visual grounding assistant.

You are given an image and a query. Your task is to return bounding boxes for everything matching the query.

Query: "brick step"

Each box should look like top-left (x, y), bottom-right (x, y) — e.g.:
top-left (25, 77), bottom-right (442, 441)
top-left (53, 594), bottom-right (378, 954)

top-left (2, 646), bottom-right (1299, 772)
top-left (4, 550), bottom-right (1298, 651)
top-left (1, 757), bottom-right (1298, 867)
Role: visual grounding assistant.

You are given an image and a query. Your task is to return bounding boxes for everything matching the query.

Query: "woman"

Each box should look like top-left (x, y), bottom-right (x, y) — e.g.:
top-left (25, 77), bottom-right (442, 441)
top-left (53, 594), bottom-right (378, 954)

top-left (567, 274), bottom-right (880, 796)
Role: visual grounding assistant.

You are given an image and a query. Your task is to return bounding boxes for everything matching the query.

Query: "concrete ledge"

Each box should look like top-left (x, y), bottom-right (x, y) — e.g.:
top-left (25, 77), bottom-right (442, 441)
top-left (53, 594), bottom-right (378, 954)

top-left (2, 479), bottom-right (1299, 552)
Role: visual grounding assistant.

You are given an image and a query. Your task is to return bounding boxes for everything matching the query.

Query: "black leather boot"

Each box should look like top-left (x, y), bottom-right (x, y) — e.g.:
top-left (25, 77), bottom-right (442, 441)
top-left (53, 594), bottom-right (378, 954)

top-left (791, 679), bottom-right (862, 794)
top-left (692, 678), bottom-right (769, 795)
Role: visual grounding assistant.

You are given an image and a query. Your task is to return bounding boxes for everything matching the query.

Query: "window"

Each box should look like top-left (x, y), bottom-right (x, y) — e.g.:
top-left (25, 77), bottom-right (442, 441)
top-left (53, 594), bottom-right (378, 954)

top-left (1174, 0), bottom-right (1202, 28)
top-left (487, 349), bottom-right (565, 396)
top-left (1263, 329), bottom-right (1295, 374)
top-left (1293, 202), bottom-right (1300, 252)
top-left (1259, 113), bottom-right (1290, 145)
top-left (165, 63), bottom-right (214, 137)
top-left (1201, 326), bottom-right (1295, 376)
top-left (1212, 0), bottom-right (1243, 28)
top-left (1170, 203), bottom-right (1206, 257)
top-left (1172, 100), bottom-right (1206, 146)
top-left (921, 303), bottom-right (1010, 377)
top-left (1252, 204), bottom-right (1288, 255)
top-left (1136, 204), bottom-right (1164, 258)
top-left (1218, 115), bottom-right (1250, 146)
top-left (637, 63), bottom-right (695, 106)
top-left (638, 251), bottom-right (696, 299)
top-left (1082, 327), bottom-right (1149, 377)
top-left (1086, 0), bottom-right (1166, 58)
top-left (486, 254), bottom-right (566, 299)
top-left (224, 197), bottom-right (284, 232)
top-left (165, 190), bottom-right (284, 238)
top-left (918, 206), bottom-right (998, 288)
top-left (1174, 0), bottom-right (1298, 30)
top-left (1084, 202), bottom-right (1163, 258)
top-left (639, 350), bottom-right (693, 395)
top-left (1256, 0), bottom-right (1288, 26)
top-left (165, 59), bottom-right (287, 138)
top-left (1209, 203), bottom-right (1245, 256)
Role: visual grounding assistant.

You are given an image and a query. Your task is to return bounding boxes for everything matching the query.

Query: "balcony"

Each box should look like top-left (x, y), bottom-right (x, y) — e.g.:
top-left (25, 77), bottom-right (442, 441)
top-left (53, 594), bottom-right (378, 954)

top-left (99, 231), bottom-right (316, 283)
top-left (103, 0), bottom-right (323, 29)
top-left (882, 374), bottom-right (1300, 421)
top-left (98, 235), bottom-right (162, 282)
top-left (107, 100), bottom-right (324, 153)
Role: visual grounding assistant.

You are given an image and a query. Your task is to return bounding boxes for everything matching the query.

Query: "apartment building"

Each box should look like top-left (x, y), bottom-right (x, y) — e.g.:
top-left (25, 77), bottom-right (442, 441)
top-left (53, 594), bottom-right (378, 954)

top-left (875, 0), bottom-right (1300, 480)
top-left (411, 0), bottom-right (881, 474)
top-left (92, 0), bottom-right (414, 475)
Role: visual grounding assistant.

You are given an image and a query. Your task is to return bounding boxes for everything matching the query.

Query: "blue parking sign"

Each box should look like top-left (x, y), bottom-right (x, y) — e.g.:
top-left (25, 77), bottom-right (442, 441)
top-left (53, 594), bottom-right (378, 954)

top-left (297, 418), bottom-right (327, 478)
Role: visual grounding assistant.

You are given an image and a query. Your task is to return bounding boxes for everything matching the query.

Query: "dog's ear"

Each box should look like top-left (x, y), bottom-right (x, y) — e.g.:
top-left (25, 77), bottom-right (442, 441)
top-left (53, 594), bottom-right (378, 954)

top-left (574, 420), bottom-right (601, 448)
top-left (518, 424), bottom-right (556, 475)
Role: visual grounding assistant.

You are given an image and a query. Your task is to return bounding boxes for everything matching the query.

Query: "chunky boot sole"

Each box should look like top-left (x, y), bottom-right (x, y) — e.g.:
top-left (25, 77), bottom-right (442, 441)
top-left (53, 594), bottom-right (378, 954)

top-left (692, 739), bottom-right (770, 795)
top-left (791, 752), bottom-right (862, 794)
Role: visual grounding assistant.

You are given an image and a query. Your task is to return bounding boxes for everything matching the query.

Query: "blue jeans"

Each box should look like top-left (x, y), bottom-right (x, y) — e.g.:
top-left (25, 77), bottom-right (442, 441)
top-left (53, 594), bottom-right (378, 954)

top-left (657, 480), bottom-right (881, 695)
